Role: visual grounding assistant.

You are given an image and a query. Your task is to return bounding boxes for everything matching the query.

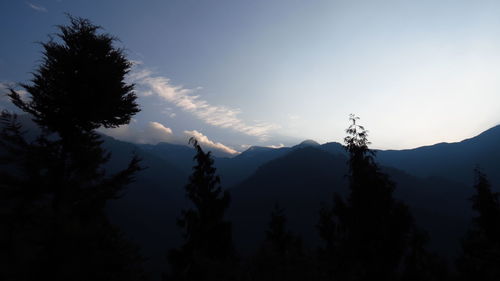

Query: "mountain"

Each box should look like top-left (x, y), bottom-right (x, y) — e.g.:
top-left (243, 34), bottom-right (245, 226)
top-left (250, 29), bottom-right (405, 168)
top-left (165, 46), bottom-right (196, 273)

top-left (376, 125), bottom-right (500, 187)
top-left (102, 124), bottom-right (500, 194)
top-left (319, 141), bottom-right (346, 156)
top-left (4, 115), bottom-right (500, 279)
top-left (101, 136), bottom-right (188, 277)
top-left (216, 146), bottom-right (292, 187)
top-left (214, 139), bottom-right (339, 187)
top-left (229, 147), bottom-right (348, 253)
top-left (294, 139), bottom-right (321, 148)
top-left (229, 146), bottom-right (471, 259)
top-left (129, 142), bottom-right (293, 187)
top-left (137, 142), bottom-right (196, 175)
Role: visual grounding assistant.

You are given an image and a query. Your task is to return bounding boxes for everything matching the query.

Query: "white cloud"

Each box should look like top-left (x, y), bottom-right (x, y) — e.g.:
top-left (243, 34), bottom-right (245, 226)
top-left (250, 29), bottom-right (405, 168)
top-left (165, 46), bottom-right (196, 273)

top-left (147, 121), bottom-right (173, 140)
top-left (100, 121), bottom-right (240, 157)
top-left (129, 68), bottom-right (278, 140)
top-left (129, 59), bottom-right (144, 66)
top-left (0, 82), bottom-right (28, 109)
top-left (100, 121), bottom-right (175, 144)
top-left (266, 143), bottom-right (285, 149)
top-left (0, 81), bottom-right (14, 95)
top-left (184, 130), bottom-right (239, 155)
top-left (27, 2), bottom-right (47, 12)
top-left (2, 84), bottom-right (27, 99)
top-left (240, 144), bottom-right (252, 150)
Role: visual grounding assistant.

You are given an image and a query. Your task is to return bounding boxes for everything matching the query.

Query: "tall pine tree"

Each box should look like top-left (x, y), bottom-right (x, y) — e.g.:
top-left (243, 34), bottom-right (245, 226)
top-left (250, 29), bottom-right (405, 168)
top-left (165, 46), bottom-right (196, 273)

top-left (167, 138), bottom-right (235, 281)
top-left (317, 114), bottom-right (413, 281)
top-left (0, 16), bottom-right (145, 281)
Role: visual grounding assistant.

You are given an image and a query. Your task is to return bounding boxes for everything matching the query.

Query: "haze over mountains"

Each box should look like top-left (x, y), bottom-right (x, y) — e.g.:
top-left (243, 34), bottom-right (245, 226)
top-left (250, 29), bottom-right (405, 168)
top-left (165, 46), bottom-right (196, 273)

top-left (3, 114), bottom-right (500, 279)
top-left (98, 122), bottom-right (500, 278)
top-left (7, 115), bottom-right (500, 279)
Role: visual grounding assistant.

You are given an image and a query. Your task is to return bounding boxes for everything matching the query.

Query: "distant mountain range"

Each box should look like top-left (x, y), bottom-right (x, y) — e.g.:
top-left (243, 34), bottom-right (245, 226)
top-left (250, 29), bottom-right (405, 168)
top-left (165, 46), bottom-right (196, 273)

top-left (5, 116), bottom-right (500, 279)
top-left (376, 125), bottom-right (500, 187)
top-left (100, 125), bottom-right (500, 279)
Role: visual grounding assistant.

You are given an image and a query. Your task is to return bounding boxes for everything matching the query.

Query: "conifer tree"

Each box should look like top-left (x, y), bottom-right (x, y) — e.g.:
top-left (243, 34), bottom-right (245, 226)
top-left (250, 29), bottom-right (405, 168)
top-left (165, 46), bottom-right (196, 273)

top-left (167, 138), bottom-right (234, 281)
top-left (457, 168), bottom-right (500, 281)
top-left (250, 203), bottom-right (309, 281)
top-left (265, 204), bottom-right (300, 256)
top-left (317, 114), bottom-right (413, 281)
top-left (0, 16), bottom-right (145, 281)
top-left (400, 227), bottom-right (449, 281)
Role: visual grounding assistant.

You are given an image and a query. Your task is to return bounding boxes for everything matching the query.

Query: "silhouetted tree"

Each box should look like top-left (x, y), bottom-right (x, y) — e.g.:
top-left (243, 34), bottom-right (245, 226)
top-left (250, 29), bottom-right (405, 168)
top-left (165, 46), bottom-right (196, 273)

top-left (249, 203), bottom-right (310, 281)
top-left (9, 17), bottom-right (138, 137)
top-left (317, 114), bottom-right (413, 281)
top-left (166, 138), bottom-right (235, 281)
top-left (456, 168), bottom-right (500, 281)
top-left (0, 16), bottom-right (145, 281)
top-left (266, 203), bottom-right (301, 256)
top-left (400, 227), bottom-right (449, 281)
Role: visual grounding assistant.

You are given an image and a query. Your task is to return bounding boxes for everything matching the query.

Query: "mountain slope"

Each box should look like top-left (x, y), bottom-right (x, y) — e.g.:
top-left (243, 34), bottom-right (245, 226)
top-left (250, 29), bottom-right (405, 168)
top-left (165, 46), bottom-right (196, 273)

top-left (137, 142), bottom-right (196, 175)
top-left (6, 115), bottom-right (500, 278)
top-left (216, 146), bottom-right (292, 187)
top-left (229, 146), bottom-right (471, 259)
top-left (376, 125), bottom-right (500, 187)
top-left (229, 147), bottom-right (347, 254)
top-left (102, 136), bottom-right (188, 278)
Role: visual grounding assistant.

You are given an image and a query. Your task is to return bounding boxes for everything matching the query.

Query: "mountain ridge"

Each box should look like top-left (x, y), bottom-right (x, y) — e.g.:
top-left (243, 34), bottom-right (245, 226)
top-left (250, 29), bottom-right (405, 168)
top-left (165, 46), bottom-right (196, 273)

top-left (4, 115), bottom-right (500, 279)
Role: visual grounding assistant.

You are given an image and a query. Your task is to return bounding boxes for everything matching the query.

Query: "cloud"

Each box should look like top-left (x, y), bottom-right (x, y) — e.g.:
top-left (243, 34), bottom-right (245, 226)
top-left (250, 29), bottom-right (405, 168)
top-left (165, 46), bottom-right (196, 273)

top-left (147, 121), bottom-right (174, 141)
top-left (100, 120), bottom-right (239, 157)
top-left (27, 2), bottom-right (47, 12)
top-left (129, 68), bottom-right (278, 140)
top-left (266, 143), bottom-right (285, 149)
top-left (0, 82), bottom-right (28, 98)
top-left (184, 130), bottom-right (239, 155)
top-left (100, 121), bottom-right (175, 144)
top-left (0, 81), bottom-right (15, 95)
top-left (0, 82), bottom-right (29, 110)
top-left (240, 144), bottom-right (252, 150)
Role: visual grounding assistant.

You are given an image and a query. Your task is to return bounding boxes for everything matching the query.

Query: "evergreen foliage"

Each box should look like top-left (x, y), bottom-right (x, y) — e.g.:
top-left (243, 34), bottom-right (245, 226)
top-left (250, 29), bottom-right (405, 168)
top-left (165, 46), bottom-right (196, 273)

top-left (265, 203), bottom-right (301, 256)
top-left (249, 203), bottom-right (310, 281)
top-left (8, 17), bottom-right (138, 136)
top-left (400, 227), bottom-right (449, 281)
top-left (317, 114), bottom-right (414, 281)
top-left (167, 137), bottom-right (235, 281)
top-left (0, 16), bottom-right (145, 281)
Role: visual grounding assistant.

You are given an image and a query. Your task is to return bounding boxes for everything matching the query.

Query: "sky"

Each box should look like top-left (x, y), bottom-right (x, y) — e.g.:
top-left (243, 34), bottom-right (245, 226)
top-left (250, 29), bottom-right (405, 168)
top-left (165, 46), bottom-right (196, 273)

top-left (1, 0), bottom-right (500, 155)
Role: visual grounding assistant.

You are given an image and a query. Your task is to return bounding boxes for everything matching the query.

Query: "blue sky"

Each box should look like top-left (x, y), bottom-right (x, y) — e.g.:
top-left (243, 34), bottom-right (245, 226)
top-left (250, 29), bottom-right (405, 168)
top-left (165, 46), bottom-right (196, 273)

top-left (1, 0), bottom-right (500, 155)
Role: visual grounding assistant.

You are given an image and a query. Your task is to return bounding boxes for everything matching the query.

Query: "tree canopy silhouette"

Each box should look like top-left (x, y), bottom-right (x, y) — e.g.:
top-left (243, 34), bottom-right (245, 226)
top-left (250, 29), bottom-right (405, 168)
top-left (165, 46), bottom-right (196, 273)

top-left (9, 17), bottom-right (138, 137)
top-left (317, 114), bottom-right (414, 281)
top-left (249, 203), bottom-right (310, 281)
top-left (265, 203), bottom-right (301, 257)
top-left (0, 16), bottom-right (145, 281)
top-left (166, 137), bottom-right (235, 281)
